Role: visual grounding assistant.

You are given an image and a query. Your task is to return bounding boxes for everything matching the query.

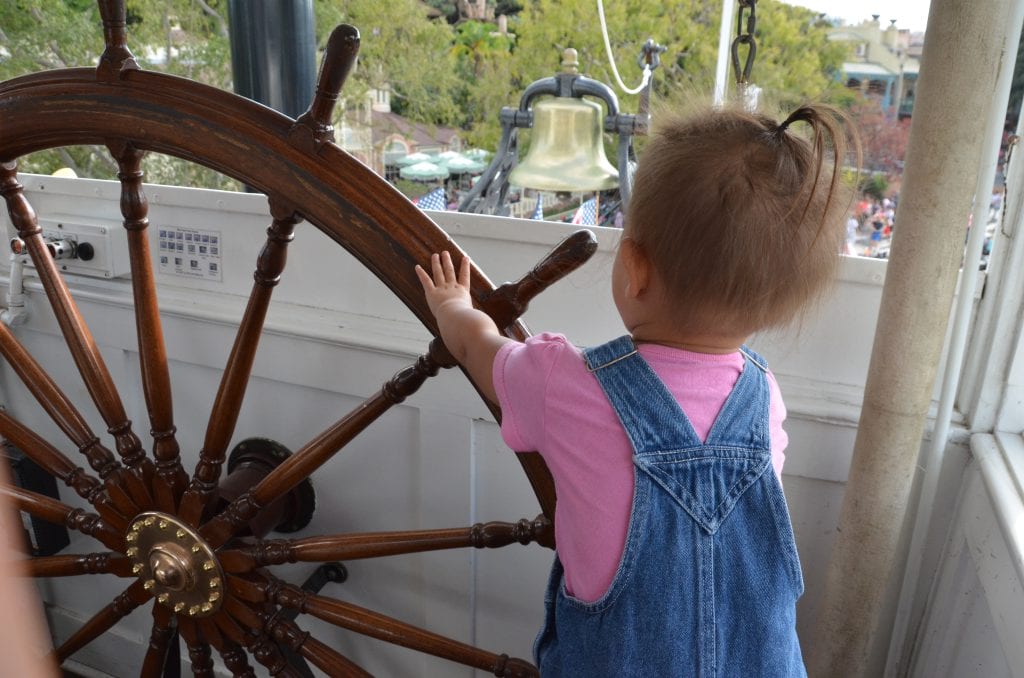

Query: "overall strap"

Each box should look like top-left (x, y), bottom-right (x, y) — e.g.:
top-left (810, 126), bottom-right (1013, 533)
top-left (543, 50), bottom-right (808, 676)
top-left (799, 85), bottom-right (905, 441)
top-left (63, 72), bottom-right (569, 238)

top-left (583, 336), bottom-right (702, 455)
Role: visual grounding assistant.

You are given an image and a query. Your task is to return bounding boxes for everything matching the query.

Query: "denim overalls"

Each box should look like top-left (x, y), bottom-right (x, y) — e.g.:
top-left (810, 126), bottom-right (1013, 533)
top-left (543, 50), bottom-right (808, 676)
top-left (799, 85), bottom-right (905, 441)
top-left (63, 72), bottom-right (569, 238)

top-left (535, 336), bottom-right (807, 677)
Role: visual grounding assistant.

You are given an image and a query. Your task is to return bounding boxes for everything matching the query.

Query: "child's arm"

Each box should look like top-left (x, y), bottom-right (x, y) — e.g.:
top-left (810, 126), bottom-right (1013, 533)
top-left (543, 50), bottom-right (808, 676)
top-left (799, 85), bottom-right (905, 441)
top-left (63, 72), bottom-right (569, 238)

top-left (415, 251), bottom-right (512, 403)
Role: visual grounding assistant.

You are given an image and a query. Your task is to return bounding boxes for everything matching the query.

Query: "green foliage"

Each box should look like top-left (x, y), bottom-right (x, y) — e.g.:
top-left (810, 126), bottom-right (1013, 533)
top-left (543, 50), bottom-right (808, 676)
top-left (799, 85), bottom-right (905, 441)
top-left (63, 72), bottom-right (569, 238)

top-left (861, 172), bottom-right (889, 201)
top-left (495, 1), bottom-right (523, 16)
top-left (0, 0), bottom-right (237, 189)
top-left (746, 1), bottom-right (851, 110)
top-left (315, 0), bottom-right (461, 125)
top-left (450, 20), bottom-right (516, 147)
top-left (423, 0), bottom-right (459, 24)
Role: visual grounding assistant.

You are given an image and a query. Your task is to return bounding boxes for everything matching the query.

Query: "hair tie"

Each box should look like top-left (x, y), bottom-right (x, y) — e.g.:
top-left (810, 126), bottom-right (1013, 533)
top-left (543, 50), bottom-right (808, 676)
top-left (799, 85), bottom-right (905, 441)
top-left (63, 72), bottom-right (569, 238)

top-left (778, 106), bottom-right (815, 134)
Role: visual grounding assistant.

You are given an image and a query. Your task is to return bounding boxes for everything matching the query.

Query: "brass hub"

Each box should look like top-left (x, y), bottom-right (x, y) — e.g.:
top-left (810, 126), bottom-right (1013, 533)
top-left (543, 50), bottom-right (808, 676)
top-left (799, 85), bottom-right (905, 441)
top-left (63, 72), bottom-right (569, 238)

top-left (125, 511), bottom-right (224, 618)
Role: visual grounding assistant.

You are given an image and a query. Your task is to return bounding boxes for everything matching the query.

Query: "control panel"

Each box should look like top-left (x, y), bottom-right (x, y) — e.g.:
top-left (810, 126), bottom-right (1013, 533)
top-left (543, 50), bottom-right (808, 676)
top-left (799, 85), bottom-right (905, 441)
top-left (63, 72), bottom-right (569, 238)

top-left (9, 218), bottom-right (130, 279)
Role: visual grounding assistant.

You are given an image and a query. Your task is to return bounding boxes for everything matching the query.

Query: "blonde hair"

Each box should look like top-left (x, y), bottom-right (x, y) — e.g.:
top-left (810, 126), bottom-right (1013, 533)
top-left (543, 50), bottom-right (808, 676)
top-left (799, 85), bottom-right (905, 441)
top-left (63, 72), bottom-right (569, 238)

top-left (626, 103), bottom-right (860, 335)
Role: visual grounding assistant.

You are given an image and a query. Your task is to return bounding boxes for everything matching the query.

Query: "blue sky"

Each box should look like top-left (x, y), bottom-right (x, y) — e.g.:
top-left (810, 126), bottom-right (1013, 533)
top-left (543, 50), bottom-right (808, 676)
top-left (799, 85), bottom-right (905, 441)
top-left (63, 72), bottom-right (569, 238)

top-left (781, 1), bottom-right (931, 33)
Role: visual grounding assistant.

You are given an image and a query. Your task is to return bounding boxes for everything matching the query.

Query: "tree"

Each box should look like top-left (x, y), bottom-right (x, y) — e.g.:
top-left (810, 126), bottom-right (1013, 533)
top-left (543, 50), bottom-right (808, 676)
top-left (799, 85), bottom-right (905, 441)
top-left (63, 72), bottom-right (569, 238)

top-left (314, 0), bottom-right (461, 126)
top-left (848, 96), bottom-right (911, 175)
top-left (450, 20), bottom-right (515, 147)
top-left (0, 0), bottom-right (236, 189)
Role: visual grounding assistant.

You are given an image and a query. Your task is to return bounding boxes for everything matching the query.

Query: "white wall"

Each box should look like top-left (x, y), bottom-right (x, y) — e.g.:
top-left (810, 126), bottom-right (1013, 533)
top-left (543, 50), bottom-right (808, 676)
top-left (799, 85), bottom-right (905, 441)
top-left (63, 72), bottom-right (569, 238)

top-left (0, 175), bottom-right (972, 676)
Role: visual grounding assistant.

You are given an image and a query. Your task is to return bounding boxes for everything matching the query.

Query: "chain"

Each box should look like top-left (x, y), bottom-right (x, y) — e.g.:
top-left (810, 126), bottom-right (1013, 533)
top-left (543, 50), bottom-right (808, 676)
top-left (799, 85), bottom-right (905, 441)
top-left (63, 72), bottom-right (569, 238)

top-left (730, 0), bottom-right (758, 90)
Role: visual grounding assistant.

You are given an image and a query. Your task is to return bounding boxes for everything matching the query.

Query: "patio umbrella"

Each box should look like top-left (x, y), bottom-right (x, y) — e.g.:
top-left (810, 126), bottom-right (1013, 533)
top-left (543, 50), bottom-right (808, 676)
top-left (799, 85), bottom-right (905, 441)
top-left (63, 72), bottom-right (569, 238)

top-left (399, 161), bottom-right (450, 182)
top-left (464, 148), bottom-right (490, 162)
top-left (440, 155), bottom-right (486, 175)
top-left (433, 150), bottom-right (463, 164)
top-left (396, 151), bottom-right (432, 167)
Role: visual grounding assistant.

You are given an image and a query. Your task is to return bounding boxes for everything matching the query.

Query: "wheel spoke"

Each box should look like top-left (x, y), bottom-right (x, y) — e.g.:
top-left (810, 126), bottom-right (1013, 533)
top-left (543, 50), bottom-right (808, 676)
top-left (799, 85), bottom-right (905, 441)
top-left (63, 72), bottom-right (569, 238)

top-left (22, 552), bottom-right (131, 578)
top-left (222, 592), bottom-right (264, 631)
top-left (0, 484), bottom-right (122, 550)
top-left (219, 515), bottom-right (553, 573)
top-left (95, 0), bottom-right (140, 79)
top-left (53, 579), bottom-right (151, 662)
top-left (178, 620), bottom-right (215, 678)
top-left (221, 595), bottom-right (303, 677)
top-left (297, 635), bottom-right (373, 678)
top-left (0, 319), bottom-right (141, 515)
top-left (291, 25), bottom-right (361, 151)
top-left (110, 141), bottom-right (188, 513)
top-left (267, 615), bottom-right (373, 678)
top-left (470, 231), bottom-right (601, 523)
top-left (0, 162), bottom-right (154, 502)
top-left (223, 591), bottom-right (370, 678)
top-left (264, 577), bottom-right (538, 677)
top-left (0, 410), bottom-right (127, 529)
top-left (178, 202), bottom-right (301, 527)
top-left (200, 342), bottom-right (453, 548)
top-left (140, 604), bottom-right (175, 678)
top-left (198, 618), bottom-right (255, 678)
top-left (212, 611), bottom-right (254, 652)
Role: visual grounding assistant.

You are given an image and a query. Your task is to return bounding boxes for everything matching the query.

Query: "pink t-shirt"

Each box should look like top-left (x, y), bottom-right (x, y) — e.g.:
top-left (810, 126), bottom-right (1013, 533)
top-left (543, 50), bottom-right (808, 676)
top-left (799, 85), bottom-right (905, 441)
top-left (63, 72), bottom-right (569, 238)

top-left (493, 333), bottom-right (788, 602)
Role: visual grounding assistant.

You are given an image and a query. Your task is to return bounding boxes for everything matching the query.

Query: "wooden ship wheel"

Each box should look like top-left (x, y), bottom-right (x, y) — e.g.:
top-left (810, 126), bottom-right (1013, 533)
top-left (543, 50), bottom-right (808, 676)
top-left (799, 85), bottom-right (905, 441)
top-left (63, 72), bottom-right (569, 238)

top-left (0, 2), bottom-right (598, 675)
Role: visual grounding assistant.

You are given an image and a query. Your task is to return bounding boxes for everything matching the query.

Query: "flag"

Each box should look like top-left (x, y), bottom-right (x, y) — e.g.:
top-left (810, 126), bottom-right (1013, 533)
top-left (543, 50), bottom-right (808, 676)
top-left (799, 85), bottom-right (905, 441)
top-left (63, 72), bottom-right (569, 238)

top-left (530, 195), bottom-right (544, 220)
top-left (571, 198), bottom-right (598, 225)
top-left (414, 187), bottom-right (447, 211)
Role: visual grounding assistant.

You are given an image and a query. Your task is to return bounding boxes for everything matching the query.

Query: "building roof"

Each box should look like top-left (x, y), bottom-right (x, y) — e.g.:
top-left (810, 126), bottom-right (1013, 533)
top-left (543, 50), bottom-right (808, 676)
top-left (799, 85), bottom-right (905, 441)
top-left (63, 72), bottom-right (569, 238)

top-left (844, 62), bottom-right (896, 77)
top-left (370, 110), bottom-right (460, 148)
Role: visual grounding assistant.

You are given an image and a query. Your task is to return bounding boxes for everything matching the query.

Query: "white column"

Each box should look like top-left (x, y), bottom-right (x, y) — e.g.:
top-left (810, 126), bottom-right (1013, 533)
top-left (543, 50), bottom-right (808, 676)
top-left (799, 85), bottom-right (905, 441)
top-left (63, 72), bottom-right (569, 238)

top-left (713, 0), bottom-right (736, 106)
top-left (806, 0), bottom-right (1013, 675)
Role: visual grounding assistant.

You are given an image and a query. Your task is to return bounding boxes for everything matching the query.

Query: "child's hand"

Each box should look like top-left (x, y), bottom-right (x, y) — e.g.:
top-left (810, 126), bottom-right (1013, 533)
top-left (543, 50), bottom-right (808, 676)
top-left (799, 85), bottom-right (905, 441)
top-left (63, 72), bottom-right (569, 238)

top-left (415, 251), bottom-right (472, 320)
top-left (414, 250), bottom-right (509, 403)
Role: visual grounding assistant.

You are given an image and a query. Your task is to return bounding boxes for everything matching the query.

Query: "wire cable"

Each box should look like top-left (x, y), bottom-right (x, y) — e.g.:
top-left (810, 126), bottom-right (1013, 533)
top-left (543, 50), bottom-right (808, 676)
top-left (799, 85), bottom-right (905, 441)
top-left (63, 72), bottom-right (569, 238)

top-left (596, 0), bottom-right (651, 95)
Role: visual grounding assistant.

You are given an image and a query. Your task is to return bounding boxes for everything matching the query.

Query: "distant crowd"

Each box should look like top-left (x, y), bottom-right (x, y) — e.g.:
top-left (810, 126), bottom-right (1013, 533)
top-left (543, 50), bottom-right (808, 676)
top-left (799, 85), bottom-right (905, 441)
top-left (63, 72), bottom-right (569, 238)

top-left (845, 196), bottom-right (897, 258)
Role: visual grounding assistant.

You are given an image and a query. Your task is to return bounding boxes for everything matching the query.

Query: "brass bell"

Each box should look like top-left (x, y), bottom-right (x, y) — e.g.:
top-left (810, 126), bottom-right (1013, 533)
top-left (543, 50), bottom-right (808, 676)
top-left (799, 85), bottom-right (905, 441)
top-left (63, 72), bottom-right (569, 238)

top-left (509, 96), bottom-right (619, 192)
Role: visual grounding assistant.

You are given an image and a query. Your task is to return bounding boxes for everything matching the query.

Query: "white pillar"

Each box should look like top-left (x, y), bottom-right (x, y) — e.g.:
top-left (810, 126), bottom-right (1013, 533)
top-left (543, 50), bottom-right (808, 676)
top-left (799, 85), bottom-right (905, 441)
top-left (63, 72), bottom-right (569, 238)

top-left (713, 0), bottom-right (736, 106)
top-left (806, 0), bottom-right (1012, 675)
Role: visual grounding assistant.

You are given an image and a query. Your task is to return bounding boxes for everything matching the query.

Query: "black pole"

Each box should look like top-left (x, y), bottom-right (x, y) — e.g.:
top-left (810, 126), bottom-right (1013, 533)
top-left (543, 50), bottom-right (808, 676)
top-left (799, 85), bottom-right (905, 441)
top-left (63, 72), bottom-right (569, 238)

top-left (227, 0), bottom-right (316, 118)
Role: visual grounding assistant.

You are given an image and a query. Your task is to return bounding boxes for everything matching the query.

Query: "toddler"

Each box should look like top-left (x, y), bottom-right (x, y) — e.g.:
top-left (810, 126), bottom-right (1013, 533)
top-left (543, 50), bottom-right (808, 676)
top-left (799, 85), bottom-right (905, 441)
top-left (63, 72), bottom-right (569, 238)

top-left (416, 103), bottom-right (857, 677)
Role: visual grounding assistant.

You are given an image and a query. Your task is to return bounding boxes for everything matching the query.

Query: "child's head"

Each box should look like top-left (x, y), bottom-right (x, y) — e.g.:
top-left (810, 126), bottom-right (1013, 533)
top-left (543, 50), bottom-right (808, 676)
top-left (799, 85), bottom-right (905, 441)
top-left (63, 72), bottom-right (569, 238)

top-left (625, 103), bottom-right (859, 337)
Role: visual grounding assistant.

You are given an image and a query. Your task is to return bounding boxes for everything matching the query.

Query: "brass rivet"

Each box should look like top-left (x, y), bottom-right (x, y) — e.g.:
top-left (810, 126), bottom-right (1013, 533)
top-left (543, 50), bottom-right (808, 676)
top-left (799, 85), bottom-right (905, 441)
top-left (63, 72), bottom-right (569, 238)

top-left (126, 547), bottom-right (138, 558)
top-left (157, 593), bottom-right (170, 604)
top-left (132, 564), bottom-right (144, 574)
top-left (188, 605), bottom-right (200, 616)
top-left (191, 544), bottom-right (202, 553)
top-left (200, 603), bottom-right (212, 613)
top-left (130, 522), bottom-right (142, 532)
top-left (209, 577), bottom-right (221, 589)
top-left (143, 579), bottom-right (155, 591)
top-left (175, 529), bottom-right (186, 539)
top-left (126, 532), bottom-right (138, 543)
top-left (173, 602), bottom-right (185, 612)
top-left (144, 517), bottom-right (155, 526)
top-left (208, 591), bottom-right (220, 602)
top-left (202, 560), bottom-right (215, 571)
top-left (158, 520), bottom-right (169, 530)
